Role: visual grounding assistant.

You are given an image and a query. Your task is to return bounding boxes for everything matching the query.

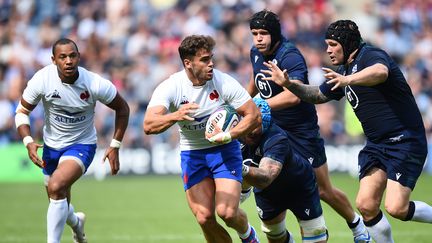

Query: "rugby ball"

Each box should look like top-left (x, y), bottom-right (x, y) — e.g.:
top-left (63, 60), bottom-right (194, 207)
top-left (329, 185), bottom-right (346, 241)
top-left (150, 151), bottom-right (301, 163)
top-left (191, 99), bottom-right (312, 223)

top-left (205, 105), bottom-right (240, 135)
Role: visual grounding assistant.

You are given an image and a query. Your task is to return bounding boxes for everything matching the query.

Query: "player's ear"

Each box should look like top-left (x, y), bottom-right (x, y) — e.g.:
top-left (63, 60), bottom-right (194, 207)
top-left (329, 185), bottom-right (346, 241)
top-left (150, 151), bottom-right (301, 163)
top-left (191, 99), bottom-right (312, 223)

top-left (51, 55), bottom-right (56, 65)
top-left (184, 58), bottom-right (192, 68)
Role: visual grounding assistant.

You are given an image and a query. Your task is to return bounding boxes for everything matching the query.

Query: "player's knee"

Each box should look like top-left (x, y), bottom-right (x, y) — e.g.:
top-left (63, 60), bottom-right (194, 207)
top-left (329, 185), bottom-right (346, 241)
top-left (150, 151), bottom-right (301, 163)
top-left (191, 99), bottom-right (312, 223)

top-left (318, 187), bottom-right (332, 202)
top-left (356, 197), bottom-right (380, 219)
top-left (261, 220), bottom-right (287, 241)
top-left (299, 215), bottom-right (328, 243)
top-left (195, 210), bottom-right (217, 227)
top-left (385, 201), bottom-right (408, 220)
top-left (47, 180), bottom-right (67, 198)
top-left (216, 205), bottom-right (237, 224)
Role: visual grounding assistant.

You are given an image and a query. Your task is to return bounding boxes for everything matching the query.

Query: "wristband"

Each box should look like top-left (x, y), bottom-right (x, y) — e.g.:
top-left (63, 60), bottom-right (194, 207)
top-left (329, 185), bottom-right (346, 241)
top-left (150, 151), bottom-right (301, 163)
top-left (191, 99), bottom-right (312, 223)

top-left (110, 139), bottom-right (122, 148)
top-left (23, 136), bottom-right (34, 147)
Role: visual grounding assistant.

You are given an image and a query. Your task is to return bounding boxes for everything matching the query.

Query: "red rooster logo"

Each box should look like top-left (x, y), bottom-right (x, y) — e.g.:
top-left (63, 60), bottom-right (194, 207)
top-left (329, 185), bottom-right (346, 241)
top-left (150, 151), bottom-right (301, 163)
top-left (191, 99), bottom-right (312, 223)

top-left (209, 90), bottom-right (219, 100)
top-left (80, 91), bottom-right (90, 101)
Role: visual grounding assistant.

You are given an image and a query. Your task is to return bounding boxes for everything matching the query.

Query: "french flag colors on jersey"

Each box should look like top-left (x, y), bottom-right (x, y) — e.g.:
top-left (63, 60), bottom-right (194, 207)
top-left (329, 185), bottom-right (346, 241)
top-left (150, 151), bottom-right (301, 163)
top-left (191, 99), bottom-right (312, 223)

top-left (22, 64), bottom-right (117, 149)
top-left (148, 69), bottom-right (251, 151)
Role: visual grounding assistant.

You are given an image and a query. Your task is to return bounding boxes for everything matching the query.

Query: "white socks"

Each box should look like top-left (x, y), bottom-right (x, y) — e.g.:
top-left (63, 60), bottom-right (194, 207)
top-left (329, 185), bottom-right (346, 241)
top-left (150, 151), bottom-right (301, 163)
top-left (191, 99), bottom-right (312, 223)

top-left (365, 211), bottom-right (394, 243)
top-left (238, 223), bottom-right (252, 239)
top-left (411, 201), bottom-right (432, 223)
top-left (47, 198), bottom-right (68, 243)
top-left (66, 203), bottom-right (79, 227)
top-left (350, 212), bottom-right (368, 237)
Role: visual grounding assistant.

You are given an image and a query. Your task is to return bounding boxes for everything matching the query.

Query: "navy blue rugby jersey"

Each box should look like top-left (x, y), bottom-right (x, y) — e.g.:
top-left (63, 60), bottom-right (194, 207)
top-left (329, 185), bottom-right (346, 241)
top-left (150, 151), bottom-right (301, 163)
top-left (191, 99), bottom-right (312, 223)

top-left (250, 37), bottom-right (319, 133)
top-left (320, 44), bottom-right (426, 149)
top-left (241, 123), bottom-right (315, 194)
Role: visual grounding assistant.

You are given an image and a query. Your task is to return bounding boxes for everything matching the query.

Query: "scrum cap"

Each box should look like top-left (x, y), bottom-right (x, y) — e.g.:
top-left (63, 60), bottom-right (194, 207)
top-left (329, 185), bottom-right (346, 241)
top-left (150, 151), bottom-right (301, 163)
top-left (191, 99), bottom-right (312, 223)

top-left (325, 20), bottom-right (362, 64)
top-left (253, 97), bottom-right (272, 133)
top-left (250, 10), bottom-right (281, 49)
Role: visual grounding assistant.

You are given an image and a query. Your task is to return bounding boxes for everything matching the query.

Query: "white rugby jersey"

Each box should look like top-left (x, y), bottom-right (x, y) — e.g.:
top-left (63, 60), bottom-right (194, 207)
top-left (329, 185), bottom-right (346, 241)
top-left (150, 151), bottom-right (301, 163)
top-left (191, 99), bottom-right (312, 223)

top-left (22, 64), bottom-right (117, 149)
top-left (148, 69), bottom-right (251, 151)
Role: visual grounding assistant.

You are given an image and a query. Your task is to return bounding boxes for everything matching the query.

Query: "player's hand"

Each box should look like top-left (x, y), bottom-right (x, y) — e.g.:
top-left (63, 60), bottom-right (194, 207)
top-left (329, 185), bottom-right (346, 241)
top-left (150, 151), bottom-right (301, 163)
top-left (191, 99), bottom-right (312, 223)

top-left (207, 132), bottom-right (232, 144)
top-left (102, 147), bottom-right (120, 175)
top-left (261, 61), bottom-right (291, 88)
top-left (176, 102), bottom-right (199, 121)
top-left (322, 67), bottom-right (351, 90)
top-left (26, 142), bottom-right (45, 168)
top-left (205, 120), bottom-right (231, 144)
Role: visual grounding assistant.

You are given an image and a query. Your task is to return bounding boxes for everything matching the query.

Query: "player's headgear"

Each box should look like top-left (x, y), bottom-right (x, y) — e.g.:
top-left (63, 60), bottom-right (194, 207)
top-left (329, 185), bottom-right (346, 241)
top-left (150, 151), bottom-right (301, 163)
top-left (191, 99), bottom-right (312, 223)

top-left (325, 20), bottom-right (362, 64)
top-left (250, 10), bottom-right (281, 50)
top-left (253, 97), bottom-right (271, 133)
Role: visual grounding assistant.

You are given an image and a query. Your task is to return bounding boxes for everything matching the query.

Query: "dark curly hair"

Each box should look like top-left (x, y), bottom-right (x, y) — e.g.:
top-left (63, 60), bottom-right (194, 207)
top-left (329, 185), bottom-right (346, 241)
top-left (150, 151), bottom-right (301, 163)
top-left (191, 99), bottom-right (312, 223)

top-left (178, 35), bottom-right (215, 64)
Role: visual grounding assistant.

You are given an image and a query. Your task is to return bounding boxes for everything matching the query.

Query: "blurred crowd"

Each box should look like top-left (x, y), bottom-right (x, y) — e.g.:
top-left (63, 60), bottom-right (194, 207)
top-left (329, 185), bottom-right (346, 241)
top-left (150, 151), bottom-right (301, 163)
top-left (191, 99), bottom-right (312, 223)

top-left (1, 0), bottom-right (432, 149)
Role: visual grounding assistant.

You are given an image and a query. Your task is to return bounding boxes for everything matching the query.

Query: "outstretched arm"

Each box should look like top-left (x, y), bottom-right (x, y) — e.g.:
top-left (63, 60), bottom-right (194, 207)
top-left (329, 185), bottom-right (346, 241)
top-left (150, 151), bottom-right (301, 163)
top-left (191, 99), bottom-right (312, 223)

top-left (261, 61), bottom-right (331, 104)
top-left (323, 63), bottom-right (388, 90)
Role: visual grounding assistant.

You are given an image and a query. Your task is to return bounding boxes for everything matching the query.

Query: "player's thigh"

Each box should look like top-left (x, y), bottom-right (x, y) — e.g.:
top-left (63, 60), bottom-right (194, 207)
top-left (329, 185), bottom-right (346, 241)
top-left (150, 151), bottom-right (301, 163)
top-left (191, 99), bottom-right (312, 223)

top-left (262, 211), bottom-right (286, 225)
top-left (186, 177), bottom-right (216, 216)
top-left (48, 159), bottom-right (83, 192)
top-left (214, 178), bottom-right (241, 210)
top-left (357, 167), bottom-right (387, 209)
top-left (384, 179), bottom-right (412, 212)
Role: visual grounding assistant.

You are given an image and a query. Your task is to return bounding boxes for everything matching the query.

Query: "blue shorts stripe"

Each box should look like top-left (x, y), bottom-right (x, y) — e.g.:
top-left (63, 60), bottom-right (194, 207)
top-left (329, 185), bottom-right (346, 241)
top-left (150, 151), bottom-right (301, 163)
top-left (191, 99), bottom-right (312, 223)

top-left (302, 232), bottom-right (327, 241)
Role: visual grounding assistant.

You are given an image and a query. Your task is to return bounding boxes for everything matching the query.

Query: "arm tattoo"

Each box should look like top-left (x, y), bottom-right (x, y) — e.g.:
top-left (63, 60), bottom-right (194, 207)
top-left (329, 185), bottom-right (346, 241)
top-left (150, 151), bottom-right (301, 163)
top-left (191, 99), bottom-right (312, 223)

top-left (288, 82), bottom-right (330, 104)
top-left (246, 157), bottom-right (282, 189)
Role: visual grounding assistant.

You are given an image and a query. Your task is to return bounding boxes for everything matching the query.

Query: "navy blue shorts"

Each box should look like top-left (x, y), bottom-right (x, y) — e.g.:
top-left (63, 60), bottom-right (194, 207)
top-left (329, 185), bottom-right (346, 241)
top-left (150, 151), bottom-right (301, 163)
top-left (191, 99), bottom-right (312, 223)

top-left (284, 131), bottom-right (327, 168)
top-left (358, 141), bottom-right (427, 190)
top-left (180, 141), bottom-right (243, 190)
top-left (42, 144), bottom-right (97, 175)
top-left (254, 157), bottom-right (323, 221)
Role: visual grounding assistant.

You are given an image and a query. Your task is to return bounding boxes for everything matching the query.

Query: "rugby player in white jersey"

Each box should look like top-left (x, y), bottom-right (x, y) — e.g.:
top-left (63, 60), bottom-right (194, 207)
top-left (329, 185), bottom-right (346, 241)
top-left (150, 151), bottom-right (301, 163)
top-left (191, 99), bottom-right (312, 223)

top-left (15, 38), bottom-right (130, 243)
top-left (143, 35), bottom-right (261, 243)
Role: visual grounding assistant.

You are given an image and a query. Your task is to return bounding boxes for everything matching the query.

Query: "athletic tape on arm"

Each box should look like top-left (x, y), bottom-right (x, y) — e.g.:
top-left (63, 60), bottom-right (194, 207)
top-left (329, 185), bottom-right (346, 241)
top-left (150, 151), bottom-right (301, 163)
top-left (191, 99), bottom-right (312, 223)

top-left (15, 102), bottom-right (31, 128)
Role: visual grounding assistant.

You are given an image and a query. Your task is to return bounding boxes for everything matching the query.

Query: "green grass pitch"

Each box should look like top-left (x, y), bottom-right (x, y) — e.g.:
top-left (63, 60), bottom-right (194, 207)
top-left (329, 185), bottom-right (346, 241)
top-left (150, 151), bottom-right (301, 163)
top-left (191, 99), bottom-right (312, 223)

top-left (1, 174), bottom-right (431, 242)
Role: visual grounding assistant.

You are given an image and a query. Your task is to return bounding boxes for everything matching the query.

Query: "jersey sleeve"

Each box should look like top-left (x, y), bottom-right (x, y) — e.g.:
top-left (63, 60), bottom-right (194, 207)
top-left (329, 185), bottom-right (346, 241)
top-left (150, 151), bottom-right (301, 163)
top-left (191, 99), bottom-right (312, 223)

top-left (94, 75), bottom-right (117, 104)
top-left (219, 72), bottom-right (251, 109)
top-left (361, 49), bottom-right (390, 69)
top-left (147, 79), bottom-right (174, 110)
top-left (279, 52), bottom-right (307, 83)
top-left (319, 66), bottom-right (345, 100)
top-left (319, 81), bottom-right (345, 100)
top-left (22, 71), bottom-right (44, 105)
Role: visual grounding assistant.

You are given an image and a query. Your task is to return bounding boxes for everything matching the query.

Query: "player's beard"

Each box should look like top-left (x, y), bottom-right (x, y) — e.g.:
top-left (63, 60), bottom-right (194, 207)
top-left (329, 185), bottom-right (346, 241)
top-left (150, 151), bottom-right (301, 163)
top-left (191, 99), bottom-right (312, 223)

top-left (196, 69), bottom-right (213, 83)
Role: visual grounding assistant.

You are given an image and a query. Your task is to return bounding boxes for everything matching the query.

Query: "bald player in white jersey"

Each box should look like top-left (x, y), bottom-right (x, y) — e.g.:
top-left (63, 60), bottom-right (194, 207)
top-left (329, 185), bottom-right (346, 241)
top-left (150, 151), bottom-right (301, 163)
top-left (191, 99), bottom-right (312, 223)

top-left (15, 38), bottom-right (129, 243)
top-left (144, 35), bottom-right (261, 243)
